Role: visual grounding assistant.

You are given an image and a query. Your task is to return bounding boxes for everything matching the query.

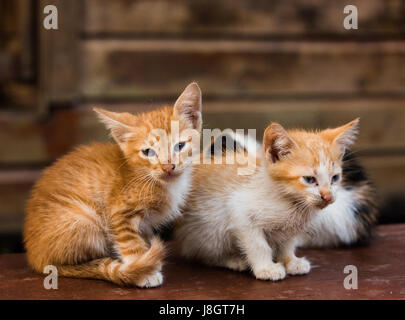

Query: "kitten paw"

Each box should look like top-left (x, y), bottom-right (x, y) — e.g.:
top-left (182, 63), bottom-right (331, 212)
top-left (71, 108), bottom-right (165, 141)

top-left (253, 263), bottom-right (286, 281)
top-left (286, 257), bottom-right (311, 275)
top-left (135, 271), bottom-right (163, 288)
top-left (221, 257), bottom-right (249, 271)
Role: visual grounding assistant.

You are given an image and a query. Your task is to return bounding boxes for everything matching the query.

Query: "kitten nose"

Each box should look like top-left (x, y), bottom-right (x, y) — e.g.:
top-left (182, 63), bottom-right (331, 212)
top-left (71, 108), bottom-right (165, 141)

top-left (320, 192), bottom-right (333, 203)
top-left (162, 164), bottom-right (175, 175)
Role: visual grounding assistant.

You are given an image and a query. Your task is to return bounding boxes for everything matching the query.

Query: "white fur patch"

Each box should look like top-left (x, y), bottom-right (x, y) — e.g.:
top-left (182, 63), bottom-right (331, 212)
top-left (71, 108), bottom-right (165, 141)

top-left (297, 187), bottom-right (359, 247)
top-left (175, 164), bottom-right (305, 269)
top-left (140, 166), bottom-right (192, 234)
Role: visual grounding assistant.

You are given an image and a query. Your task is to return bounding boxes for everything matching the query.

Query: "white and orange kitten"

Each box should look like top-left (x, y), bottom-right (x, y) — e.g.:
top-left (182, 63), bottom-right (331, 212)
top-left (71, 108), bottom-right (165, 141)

top-left (174, 119), bottom-right (360, 280)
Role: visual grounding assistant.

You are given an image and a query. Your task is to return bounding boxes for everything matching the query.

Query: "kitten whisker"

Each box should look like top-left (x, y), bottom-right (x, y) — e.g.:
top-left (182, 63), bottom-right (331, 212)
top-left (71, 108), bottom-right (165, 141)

top-left (120, 170), bottom-right (151, 194)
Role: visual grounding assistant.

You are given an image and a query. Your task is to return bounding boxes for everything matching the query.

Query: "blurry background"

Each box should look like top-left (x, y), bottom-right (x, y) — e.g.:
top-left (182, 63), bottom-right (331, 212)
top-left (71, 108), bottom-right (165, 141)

top-left (0, 0), bottom-right (404, 253)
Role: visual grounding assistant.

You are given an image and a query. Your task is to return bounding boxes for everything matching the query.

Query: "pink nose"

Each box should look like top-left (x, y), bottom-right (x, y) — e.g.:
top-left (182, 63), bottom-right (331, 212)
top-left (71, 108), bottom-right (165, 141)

top-left (162, 164), bottom-right (175, 175)
top-left (321, 193), bottom-right (333, 203)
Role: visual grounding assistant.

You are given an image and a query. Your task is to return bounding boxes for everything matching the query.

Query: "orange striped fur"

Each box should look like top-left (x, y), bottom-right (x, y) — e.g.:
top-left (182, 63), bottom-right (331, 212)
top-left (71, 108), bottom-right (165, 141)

top-left (24, 83), bottom-right (202, 287)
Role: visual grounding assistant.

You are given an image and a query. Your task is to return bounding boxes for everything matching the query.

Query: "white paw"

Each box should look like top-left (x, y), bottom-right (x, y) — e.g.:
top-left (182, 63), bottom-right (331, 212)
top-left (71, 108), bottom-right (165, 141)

top-left (253, 263), bottom-right (286, 281)
top-left (286, 257), bottom-right (311, 275)
top-left (223, 257), bottom-right (249, 271)
top-left (136, 271), bottom-right (163, 288)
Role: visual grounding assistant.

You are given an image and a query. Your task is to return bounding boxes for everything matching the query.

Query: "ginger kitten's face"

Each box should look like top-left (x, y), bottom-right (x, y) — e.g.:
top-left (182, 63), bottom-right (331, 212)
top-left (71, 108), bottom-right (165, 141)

top-left (94, 83), bottom-right (202, 183)
top-left (263, 119), bottom-right (359, 210)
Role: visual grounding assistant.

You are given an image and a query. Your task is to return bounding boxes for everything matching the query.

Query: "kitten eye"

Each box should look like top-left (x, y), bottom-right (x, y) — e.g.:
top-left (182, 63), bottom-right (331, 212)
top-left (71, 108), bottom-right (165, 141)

top-left (174, 142), bottom-right (186, 152)
top-left (142, 148), bottom-right (156, 157)
top-left (331, 174), bottom-right (340, 183)
top-left (303, 176), bottom-right (317, 184)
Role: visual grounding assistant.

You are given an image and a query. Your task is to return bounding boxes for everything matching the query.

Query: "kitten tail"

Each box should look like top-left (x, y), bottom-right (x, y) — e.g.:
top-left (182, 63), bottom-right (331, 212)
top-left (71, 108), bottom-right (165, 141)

top-left (56, 238), bottom-right (165, 287)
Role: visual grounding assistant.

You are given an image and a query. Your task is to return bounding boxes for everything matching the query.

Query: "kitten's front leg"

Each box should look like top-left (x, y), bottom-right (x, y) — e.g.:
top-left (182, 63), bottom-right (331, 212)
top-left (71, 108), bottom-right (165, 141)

top-left (278, 237), bottom-right (311, 276)
top-left (236, 227), bottom-right (286, 281)
top-left (109, 211), bottom-right (164, 287)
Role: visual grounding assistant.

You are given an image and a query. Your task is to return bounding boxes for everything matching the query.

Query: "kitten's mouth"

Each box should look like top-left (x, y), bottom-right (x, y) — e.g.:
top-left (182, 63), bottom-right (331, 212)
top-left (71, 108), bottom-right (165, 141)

top-left (159, 172), bottom-right (180, 182)
top-left (316, 200), bottom-right (335, 210)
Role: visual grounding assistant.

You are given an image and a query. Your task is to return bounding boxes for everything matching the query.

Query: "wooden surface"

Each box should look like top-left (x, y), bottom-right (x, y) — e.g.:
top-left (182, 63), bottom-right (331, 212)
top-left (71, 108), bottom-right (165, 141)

top-left (0, 224), bottom-right (404, 300)
top-left (81, 40), bottom-right (405, 99)
top-left (83, 0), bottom-right (405, 37)
top-left (38, 0), bottom-right (82, 113)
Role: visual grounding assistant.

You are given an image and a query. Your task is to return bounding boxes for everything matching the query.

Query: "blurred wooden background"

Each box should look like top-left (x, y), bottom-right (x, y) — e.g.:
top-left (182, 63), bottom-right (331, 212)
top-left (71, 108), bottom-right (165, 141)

top-left (0, 0), bottom-right (405, 250)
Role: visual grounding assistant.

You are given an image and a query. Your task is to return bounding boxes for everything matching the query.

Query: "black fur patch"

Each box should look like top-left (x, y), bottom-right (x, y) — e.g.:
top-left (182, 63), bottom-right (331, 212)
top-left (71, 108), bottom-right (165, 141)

top-left (209, 133), bottom-right (245, 157)
top-left (342, 152), bottom-right (369, 187)
top-left (342, 151), bottom-right (379, 245)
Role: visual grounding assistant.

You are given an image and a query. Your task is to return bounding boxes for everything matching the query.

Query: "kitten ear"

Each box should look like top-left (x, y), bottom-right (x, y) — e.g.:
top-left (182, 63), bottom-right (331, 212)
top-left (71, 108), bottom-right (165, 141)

top-left (322, 118), bottom-right (359, 153)
top-left (173, 82), bottom-right (202, 131)
top-left (263, 122), bottom-right (297, 163)
top-left (93, 108), bottom-right (134, 145)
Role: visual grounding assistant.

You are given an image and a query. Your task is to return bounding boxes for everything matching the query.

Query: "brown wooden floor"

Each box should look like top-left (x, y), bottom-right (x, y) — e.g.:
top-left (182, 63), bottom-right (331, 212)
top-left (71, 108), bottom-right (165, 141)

top-left (0, 224), bottom-right (404, 300)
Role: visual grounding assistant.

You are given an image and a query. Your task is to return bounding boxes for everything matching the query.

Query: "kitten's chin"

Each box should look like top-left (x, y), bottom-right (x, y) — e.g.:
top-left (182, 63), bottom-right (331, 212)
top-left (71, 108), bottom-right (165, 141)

top-left (157, 172), bottom-right (182, 183)
top-left (314, 200), bottom-right (334, 210)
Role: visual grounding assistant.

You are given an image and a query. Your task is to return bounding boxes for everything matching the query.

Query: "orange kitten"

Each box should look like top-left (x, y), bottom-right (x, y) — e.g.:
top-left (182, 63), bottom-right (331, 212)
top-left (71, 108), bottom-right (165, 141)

top-left (175, 119), bottom-right (359, 281)
top-left (24, 83), bottom-right (202, 287)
